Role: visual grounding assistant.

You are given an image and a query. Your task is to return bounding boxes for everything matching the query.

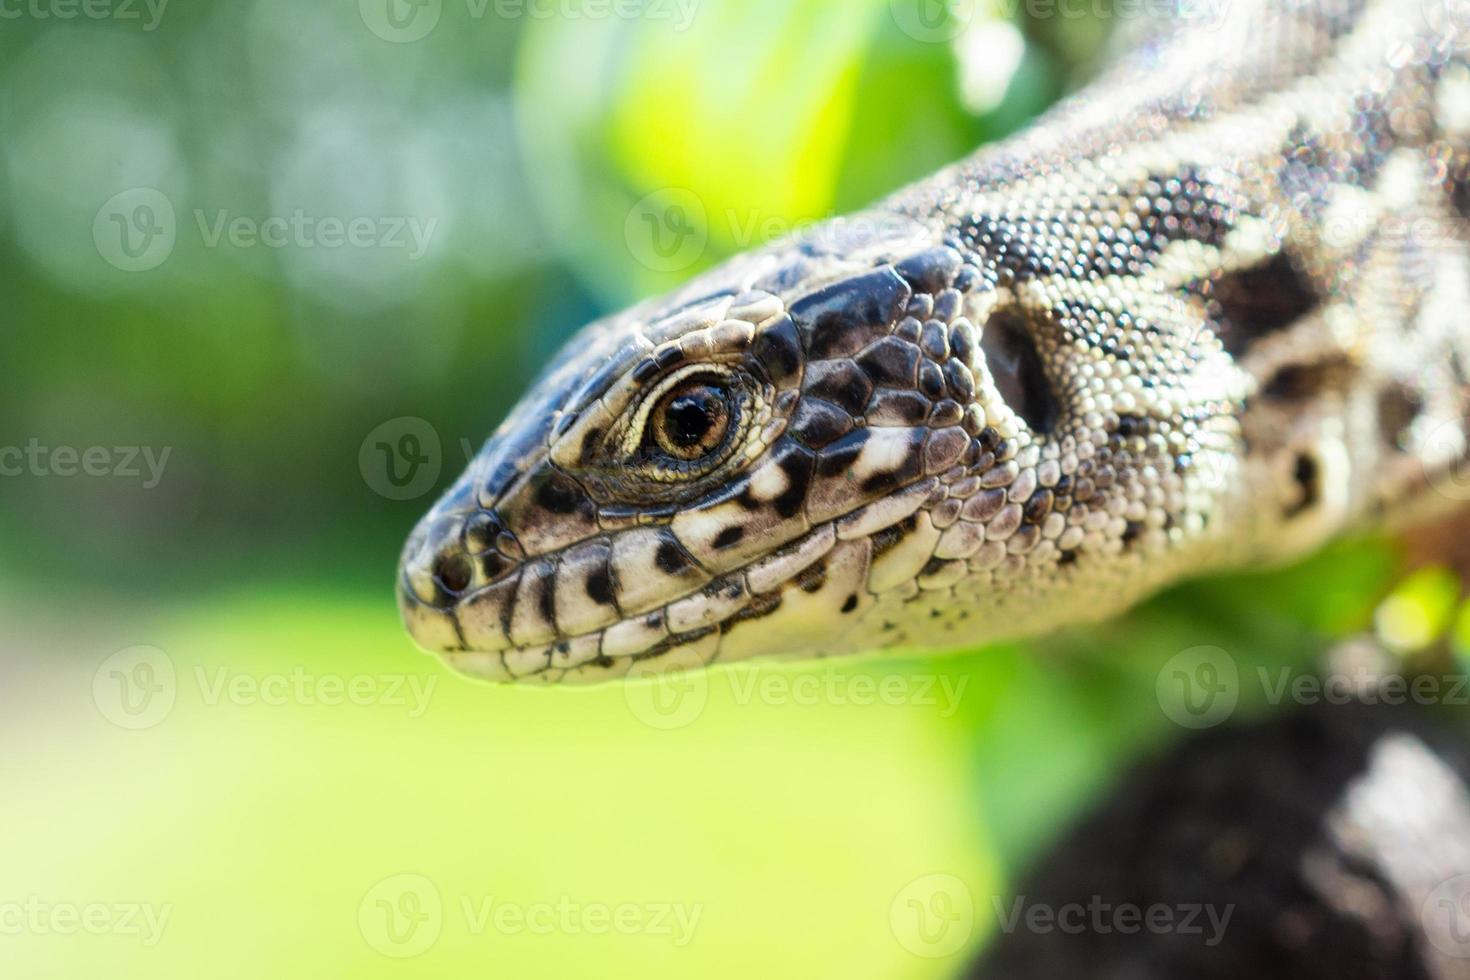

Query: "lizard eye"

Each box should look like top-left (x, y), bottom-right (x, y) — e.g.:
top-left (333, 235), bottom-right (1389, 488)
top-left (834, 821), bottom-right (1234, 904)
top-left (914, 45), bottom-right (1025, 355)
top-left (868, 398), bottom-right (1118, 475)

top-left (649, 379), bottom-right (733, 461)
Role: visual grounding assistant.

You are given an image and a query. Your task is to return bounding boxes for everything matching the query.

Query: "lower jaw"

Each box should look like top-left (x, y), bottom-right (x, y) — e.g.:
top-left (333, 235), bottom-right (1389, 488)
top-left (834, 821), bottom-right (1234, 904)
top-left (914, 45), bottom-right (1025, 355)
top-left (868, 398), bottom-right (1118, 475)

top-left (439, 536), bottom-right (882, 685)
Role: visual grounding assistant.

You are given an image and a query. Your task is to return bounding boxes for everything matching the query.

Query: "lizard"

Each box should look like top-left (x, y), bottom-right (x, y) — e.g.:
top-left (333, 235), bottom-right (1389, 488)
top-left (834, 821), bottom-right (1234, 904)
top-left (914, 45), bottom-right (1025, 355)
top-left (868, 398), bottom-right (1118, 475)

top-left (398, 0), bottom-right (1470, 685)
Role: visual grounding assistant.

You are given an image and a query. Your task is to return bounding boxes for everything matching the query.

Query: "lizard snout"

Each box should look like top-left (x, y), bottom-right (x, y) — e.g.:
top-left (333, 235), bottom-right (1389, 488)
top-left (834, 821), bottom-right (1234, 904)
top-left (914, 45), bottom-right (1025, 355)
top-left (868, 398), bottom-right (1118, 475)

top-left (398, 504), bottom-right (526, 653)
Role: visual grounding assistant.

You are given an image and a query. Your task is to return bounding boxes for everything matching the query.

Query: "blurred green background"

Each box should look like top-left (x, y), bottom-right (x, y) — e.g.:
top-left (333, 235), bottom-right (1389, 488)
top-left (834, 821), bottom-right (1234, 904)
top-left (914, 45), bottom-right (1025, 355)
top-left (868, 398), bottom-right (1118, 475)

top-left (0, 1), bottom-right (1459, 977)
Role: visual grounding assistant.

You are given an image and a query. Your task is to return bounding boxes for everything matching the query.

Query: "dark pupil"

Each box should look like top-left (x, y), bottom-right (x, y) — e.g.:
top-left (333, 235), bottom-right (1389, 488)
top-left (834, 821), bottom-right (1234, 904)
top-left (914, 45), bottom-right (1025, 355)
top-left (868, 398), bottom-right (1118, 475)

top-left (665, 388), bottom-right (720, 447)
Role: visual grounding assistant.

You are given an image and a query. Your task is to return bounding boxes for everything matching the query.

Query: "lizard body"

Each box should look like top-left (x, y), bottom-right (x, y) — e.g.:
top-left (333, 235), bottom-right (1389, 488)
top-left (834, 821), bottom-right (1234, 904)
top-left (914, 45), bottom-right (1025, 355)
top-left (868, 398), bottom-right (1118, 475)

top-left (400, 0), bottom-right (1470, 683)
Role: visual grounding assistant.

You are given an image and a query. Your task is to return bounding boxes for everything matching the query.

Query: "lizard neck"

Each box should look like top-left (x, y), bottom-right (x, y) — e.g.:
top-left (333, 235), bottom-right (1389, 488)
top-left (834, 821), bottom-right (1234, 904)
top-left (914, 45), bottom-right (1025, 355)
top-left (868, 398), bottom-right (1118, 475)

top-left (888, 0), bottom-right (1470, 579)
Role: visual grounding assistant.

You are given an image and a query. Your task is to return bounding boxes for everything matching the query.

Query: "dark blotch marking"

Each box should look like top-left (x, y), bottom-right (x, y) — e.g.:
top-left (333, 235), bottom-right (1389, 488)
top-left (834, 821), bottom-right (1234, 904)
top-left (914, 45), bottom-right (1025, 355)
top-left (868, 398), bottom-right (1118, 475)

top-left (773, 442), bottom-right (816, 520)
top-left (1121, 521), bottom-right (1145, 547)
top-left (1210, 252), bottom-right (1319, 358)
top-left (790, 397), bottom-right (853, 449)
top-left (816, 429), bottom-right (872, 478)
top-left (861, 470), bottom-right (903, 496)
top-left (1115, 415), bottom-right (1148, 439)
top-left (980, 308), bottom-right (1061, 435)
top-left (586, 567), bottom-right (616, 607)
top-left (858, 336), bottom-right (922, 387)
top-left (536, 568), bottom-right (557, 624)
top-left (872, 514), bottom-right (919, 558)
top-left (920, 558), bottom-right (948, 577)
top-left (576, 426), bottom-right (606, 466)
top-left (796, 563), bottom-right (827, 593)
top-left (655, 540), bottom-right (692, 575)
top-left (534, 472), bottom-right (590, 515)
top-left (713, 526), bottom-right (746, 550)
top-left (1287, 452), bottom-right (1321, 518)
top-left (724, 592), bottom-right (783, 629)
top-left (841, 594), bottom-right (859, 613)
top-left (752, 315), bottom-right (803, 384)
top-left (790, 268), bottom-right (912, 360)
top-left (804, 359), bottom-right (874, 417)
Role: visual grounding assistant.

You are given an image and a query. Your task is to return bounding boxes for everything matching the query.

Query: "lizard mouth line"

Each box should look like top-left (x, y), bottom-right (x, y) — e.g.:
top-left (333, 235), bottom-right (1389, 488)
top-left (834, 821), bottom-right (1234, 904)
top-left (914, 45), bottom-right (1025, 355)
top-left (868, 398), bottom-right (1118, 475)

top-left (430, 521), bottom-right (842, 684)
top-left (409, 470), bottom-right (948, 683)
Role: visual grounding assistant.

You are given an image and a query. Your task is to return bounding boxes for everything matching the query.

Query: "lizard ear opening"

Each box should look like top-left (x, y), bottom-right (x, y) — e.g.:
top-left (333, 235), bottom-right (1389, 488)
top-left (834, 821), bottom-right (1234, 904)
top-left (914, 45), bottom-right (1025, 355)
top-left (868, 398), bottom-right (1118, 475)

top-left (981, 308), bottom-right (1060, 436)
top-left (1209, 252), bottom-right (1319, 358)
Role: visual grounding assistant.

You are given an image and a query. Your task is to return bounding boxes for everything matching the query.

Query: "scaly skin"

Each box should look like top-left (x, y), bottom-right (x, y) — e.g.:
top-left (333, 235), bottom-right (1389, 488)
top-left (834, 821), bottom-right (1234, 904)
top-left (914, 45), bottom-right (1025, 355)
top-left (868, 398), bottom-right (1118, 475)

top-left (399, 0), bottom-right (1470, 684)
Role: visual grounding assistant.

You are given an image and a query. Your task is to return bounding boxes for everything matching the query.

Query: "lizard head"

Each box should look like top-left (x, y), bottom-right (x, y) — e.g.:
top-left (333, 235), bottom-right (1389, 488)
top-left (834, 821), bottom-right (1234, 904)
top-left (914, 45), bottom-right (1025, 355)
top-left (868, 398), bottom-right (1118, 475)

top-left (398, 210), bottom-right (1241, 684)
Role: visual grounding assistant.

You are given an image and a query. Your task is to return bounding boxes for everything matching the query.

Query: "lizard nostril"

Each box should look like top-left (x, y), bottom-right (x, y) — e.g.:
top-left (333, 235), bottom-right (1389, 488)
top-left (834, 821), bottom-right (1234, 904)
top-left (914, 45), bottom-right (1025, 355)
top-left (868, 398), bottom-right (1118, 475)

top-left (434, 551), bottom-right (474, 595)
